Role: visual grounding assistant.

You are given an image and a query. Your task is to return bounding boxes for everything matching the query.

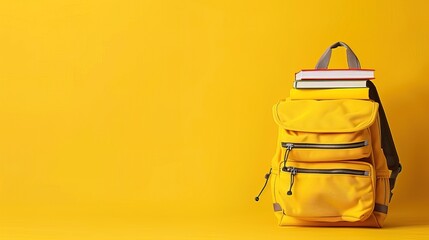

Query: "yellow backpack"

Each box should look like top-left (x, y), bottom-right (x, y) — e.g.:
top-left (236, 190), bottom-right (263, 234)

top-left (255, 42), bottom-right (401, 227)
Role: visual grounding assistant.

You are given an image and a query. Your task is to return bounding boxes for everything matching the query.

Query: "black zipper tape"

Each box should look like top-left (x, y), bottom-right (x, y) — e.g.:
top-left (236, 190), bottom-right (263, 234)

top-left (283, 166), bottom-right (370, 195)
top-left (281, 141), bottom-right (368, 150)
top-left (283, 167), bottom-right (369, 176)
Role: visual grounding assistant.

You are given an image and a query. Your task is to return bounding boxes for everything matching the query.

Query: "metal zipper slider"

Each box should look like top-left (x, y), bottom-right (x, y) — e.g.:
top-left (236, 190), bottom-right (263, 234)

top-left (284, 143), bottom-right (294, 150)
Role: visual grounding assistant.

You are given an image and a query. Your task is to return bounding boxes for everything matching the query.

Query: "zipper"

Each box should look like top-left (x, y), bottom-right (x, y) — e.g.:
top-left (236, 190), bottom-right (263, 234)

top-left (283, 167), bottom-right (369, 176)
top-left (283, 167), bottom-right (370, 195)
top-left (280, 141), bottom-right (367, 173)
top-left (281, 140), bottom-right (368, 150)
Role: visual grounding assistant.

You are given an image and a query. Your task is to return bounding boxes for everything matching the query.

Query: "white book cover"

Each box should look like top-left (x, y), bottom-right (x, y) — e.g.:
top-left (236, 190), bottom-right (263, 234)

top-left (295, 69), bottom-right (375, 80)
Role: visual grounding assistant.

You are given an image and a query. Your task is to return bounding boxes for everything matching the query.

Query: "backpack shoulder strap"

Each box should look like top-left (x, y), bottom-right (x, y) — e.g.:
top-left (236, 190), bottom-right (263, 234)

top-left (367, 81), bottom-right (402, 201)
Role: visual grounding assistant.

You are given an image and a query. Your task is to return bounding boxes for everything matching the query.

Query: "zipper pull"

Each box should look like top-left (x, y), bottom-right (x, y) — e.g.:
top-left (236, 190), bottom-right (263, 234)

top-left (287, 167), bottom-right (297, 196)
top-left (282, 143), bottom-right (293, 172)
top-left (255, 168), bottom-right (272, 201)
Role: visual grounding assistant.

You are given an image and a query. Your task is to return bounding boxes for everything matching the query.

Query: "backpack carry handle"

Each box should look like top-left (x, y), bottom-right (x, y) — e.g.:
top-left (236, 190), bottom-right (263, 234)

top-left (315, 41), bottom-right (361, 69)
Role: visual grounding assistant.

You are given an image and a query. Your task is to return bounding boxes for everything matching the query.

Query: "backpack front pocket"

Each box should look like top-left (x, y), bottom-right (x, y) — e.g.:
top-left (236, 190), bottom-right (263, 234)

top-left (276, 161), bottom-right (375, 222)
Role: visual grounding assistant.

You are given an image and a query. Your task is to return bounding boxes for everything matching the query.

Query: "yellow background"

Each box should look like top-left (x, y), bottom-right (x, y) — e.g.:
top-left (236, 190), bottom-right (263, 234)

top-left (0, 0), bottom-right (428, 239)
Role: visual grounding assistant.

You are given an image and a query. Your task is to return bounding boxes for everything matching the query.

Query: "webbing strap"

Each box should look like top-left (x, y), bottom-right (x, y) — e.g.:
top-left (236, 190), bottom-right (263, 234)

top-left (315, 42), bottom-right (361, 69)
top-left (374, 203), bottom-right (389, 214)
top-left (367, 81), bottom-right (402, 201)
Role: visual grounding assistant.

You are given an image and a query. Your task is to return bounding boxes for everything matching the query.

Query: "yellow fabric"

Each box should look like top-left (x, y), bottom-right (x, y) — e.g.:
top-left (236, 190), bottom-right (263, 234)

top-left (290, 88), bottom-right (370, 100)
top-left (270, 98), bottom-right (390, 227)
top-left (273, 99), bottom-right (378, 132)
top-left (276, 161), bottom-right (374, 222)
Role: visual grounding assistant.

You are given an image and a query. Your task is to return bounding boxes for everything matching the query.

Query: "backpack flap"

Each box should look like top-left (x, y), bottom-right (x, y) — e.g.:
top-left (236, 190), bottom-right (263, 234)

top-left (272, 99), bottom-right (379, 163)
top-left (273, 99), bottom-right (378, 133)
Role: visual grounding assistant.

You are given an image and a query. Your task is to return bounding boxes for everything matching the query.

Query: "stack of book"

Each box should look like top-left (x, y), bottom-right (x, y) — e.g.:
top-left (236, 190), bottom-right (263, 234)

top-left (293, 69), bottom-right (374, 89)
